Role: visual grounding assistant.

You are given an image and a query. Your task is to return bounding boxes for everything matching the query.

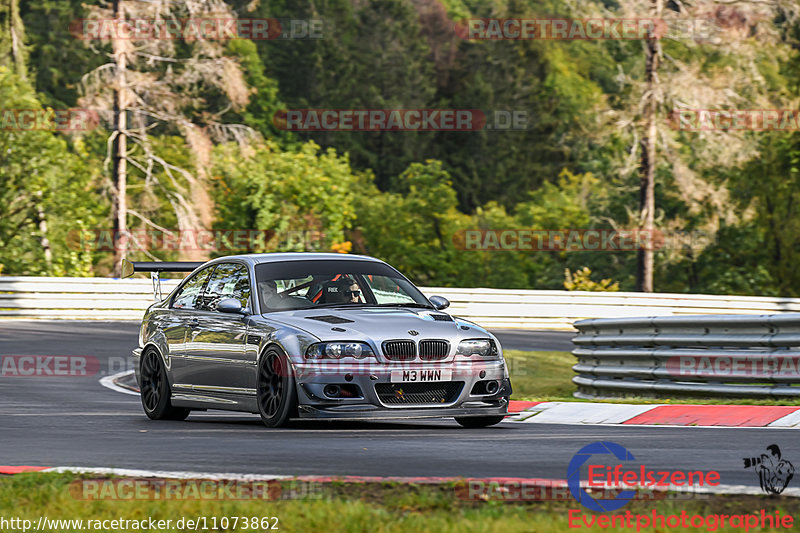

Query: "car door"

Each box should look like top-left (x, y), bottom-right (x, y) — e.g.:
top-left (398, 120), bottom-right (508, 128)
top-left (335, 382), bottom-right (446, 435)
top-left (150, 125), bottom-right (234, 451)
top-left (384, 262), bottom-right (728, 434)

top-left (182, 262), bottom-right (253, 393)
top-left (164, 265), bottom-right (214, 383)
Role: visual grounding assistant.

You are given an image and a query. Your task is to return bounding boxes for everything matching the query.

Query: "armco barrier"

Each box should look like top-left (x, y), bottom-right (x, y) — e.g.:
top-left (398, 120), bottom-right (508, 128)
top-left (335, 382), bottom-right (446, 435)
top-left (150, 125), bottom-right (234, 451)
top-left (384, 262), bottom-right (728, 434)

top-left (2, 276), bottom-right (800, 328)
top-left (425, 288), bottom-right (800, 329)
top-left (572, 314), bottom-right (800, 398)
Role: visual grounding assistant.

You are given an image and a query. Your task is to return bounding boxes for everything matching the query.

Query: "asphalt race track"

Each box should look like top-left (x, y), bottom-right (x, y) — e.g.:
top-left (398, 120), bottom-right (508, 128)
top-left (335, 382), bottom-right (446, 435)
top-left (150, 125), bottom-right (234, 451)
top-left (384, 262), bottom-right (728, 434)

top-left (1, 320), bottom-right (797, 488)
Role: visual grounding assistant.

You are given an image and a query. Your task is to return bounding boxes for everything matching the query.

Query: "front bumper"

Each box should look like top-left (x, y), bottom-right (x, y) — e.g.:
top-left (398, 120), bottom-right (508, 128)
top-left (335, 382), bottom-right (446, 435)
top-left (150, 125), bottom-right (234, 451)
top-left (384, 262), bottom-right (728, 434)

top-left (293, 359), bottom-right (512, 419)
top-left (298, 400), bottom-right (508, 420)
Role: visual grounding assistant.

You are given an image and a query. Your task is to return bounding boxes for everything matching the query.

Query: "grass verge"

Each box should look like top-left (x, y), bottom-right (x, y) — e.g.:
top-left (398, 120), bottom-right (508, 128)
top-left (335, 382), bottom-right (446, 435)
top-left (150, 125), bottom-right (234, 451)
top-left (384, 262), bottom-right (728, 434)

top-left (1, 473), bottom-right (798, 533)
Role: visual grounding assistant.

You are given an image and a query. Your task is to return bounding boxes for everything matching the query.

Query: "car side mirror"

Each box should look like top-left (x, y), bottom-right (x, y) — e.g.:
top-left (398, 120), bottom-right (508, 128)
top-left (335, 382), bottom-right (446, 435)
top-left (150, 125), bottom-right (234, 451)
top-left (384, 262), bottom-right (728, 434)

top-left (217, 298), bottom-right (246, 314)
top-left (429, 295), bottom-right (450, 310)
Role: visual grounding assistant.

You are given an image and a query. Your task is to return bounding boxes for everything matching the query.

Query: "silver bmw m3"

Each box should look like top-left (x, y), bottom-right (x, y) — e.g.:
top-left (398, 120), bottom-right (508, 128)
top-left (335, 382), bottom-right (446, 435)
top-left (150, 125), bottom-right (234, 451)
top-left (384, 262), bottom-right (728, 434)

top-left (130, 253), bottom-right (512, 428)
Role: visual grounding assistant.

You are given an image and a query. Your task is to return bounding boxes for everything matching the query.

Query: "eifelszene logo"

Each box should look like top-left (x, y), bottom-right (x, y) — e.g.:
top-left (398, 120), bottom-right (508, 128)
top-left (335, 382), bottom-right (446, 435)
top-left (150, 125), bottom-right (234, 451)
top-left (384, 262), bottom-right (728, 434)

top-left (568, 441), bottom-right (637, 512)
top-left (743, 445), bottom-right (795, 495)
top-left (568, 441), bottom-right (720, 512)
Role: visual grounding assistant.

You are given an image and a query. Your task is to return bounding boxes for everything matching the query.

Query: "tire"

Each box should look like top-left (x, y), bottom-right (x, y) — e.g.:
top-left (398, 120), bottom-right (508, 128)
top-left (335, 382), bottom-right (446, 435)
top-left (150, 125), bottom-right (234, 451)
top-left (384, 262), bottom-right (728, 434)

top-left (256, 346), bottom-right (298, 428)
top-left (454, 415), bottom-right (506, 428)
top-left (139, 349), bottom-right (190, 421)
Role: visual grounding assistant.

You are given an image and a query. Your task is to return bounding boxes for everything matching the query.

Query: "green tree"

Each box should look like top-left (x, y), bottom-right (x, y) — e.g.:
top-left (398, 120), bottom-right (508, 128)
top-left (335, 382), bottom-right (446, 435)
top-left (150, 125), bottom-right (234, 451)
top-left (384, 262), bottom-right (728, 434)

top-left (212, 141), bottom-right (359, 252)
top-left (706, 134), bottom-right (800, 297)
top-left (352, 160), bottom-right (534, 288)
top-left (564, 267), bottom-right (619, 292)
top-left (254, 0), bottom-right (438, 189)
top-left (19, 0), bottom-right (103, 107)
top-left (0, 67), bottom-right (98, 275)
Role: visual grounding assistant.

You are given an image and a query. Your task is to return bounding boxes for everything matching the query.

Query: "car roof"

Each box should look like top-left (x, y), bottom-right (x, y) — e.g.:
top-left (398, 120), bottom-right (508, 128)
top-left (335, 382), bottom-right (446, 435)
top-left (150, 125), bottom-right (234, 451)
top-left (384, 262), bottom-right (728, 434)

top-left (204, 253), bottom-right (386, 267)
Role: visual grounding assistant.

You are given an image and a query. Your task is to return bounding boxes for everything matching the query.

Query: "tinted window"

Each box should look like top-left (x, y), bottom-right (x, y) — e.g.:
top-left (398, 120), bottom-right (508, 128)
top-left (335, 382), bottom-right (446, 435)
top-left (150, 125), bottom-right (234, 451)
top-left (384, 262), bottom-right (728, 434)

top-left (172, 267), bottom-right (213, 309)
top-left (254, 260), bottom-right (429, 311)
top-left (200, 263), bottom-right (251, 311)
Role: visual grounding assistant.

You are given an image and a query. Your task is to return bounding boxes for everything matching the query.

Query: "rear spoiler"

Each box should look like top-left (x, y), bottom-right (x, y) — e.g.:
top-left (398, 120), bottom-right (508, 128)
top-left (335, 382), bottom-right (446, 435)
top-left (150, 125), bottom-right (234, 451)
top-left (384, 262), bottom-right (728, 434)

top-left (121, 259), bottom-right (205, 300)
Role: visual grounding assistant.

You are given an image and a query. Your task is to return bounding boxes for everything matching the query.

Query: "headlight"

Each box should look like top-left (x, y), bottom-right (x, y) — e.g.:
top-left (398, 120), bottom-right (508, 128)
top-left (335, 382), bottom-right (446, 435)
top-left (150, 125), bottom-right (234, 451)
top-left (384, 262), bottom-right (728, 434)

top-left (305, 342), bottom-right (375, 360)
top-left (456, 339), bottom-right (498, 358)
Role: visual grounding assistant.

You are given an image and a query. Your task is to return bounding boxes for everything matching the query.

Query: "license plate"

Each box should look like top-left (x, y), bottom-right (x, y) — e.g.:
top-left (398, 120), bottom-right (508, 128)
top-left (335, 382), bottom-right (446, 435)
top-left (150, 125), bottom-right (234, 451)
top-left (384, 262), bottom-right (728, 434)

top-left (390, 369), bottom-right (452, 382)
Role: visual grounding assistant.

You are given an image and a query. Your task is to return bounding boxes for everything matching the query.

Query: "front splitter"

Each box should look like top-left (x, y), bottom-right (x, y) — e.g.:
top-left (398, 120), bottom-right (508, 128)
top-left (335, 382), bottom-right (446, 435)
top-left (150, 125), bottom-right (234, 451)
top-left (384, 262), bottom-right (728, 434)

top-left (297, 402), bottom-right (508, 420)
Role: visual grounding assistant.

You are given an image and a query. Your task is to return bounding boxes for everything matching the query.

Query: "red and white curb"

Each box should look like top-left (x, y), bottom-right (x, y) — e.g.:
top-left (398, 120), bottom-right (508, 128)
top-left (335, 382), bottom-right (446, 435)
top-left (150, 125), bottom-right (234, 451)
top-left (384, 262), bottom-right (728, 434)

top-left (507, 401), bottom-right (800, 428)
top-left (1, 465), bottom-right (798, 498)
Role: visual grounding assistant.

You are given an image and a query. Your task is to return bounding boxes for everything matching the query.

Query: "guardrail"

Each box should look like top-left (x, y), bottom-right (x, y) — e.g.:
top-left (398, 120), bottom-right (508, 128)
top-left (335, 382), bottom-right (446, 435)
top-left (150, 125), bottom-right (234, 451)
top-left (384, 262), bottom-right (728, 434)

top-left (2, 276), bottom-right (800, 329)
top-left (0, 277), bottom-right (182, 320)
top-left (572, 314), bottom-right (800, 398)
top-left (427, 288), bottom-right (800, 330)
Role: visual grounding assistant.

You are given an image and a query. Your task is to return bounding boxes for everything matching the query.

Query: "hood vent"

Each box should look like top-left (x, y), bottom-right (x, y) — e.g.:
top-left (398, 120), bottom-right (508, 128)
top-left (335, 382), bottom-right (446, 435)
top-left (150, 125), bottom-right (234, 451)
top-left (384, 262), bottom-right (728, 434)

top-left (430, 314), bottom-right (453, 322)
top-left (307, 315), bottom-right (354, 324)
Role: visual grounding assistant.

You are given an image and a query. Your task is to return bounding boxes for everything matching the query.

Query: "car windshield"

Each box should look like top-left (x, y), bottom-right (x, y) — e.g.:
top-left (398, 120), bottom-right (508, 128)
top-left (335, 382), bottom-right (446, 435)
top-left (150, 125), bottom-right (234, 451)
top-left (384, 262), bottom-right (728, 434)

top-left (254, 259), bottom-right (431, 312)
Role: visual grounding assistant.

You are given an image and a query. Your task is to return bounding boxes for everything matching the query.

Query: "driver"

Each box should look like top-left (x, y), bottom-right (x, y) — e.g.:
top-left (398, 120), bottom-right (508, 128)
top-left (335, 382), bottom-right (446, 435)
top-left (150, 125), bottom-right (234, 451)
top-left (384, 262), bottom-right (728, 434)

top-left (337, 277), bottom-right (362, 304)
